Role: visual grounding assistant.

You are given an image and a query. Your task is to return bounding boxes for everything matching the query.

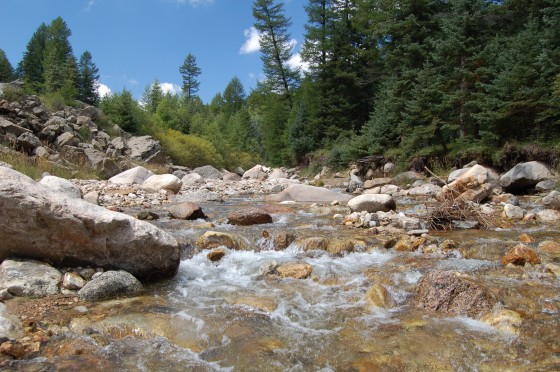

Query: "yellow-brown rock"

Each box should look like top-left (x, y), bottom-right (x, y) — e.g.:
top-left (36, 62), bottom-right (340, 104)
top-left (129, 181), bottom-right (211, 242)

top-left (364, 283), bottom-right (394, 309)
top-left (480, 308), bottom-right (522, 335)
top-left (207, 248), bottom-right (227, 262)
top-left (295, 237), bottom-right (330, 251)
top-left (501, 244), bottom-right (541, 266)
top-left (276, 262), bottom-right (313, 279)
top-left (327, 239), bottom-right (356, 256)
top-left (196, 231), bottom-right (239, 250)
top-left (394, 237), bottom-right (414, 252)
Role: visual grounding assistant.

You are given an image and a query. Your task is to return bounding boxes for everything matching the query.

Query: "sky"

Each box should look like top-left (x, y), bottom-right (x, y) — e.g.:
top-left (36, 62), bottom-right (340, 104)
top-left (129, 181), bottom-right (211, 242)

top-left (0, 0), bottom-right (308, 103)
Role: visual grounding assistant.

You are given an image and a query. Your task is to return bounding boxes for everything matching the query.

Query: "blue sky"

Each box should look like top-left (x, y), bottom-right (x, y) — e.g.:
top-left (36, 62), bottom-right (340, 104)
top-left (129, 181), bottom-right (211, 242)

top-left (0, 0), bottom-right (308, 103)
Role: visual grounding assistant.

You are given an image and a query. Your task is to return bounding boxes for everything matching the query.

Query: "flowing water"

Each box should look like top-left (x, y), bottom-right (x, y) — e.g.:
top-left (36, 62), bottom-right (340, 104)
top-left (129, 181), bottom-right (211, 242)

top-left (6, 197), bottom-right (560, 371)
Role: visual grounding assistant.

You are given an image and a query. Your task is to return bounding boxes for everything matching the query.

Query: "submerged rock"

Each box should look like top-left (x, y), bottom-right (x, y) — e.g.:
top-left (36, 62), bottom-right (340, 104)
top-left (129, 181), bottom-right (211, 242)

top-left (0, 166), bottom-right (180, 281)
top-left (364, 283), bottom-right (394, 309)
top-left (227, 208), bottom-right (273, 226)
top-left (480, 308), bottom-right (522, 335)
top-left (78, 270), bottom-right (143, 301)
top-left (0, 259), bottom-right (61, 298)
top-left (413, 271), bottom-right (494, 318)
top-left (501, 244), bottom-right (540, 266)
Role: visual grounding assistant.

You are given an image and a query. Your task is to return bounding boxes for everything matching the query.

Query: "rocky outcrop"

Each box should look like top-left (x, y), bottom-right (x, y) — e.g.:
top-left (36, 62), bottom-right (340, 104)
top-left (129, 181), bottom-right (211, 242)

top-left (227, 208), bottom-right (273, 226)
top-left (265, 184), bottom-right (352, 203)
top-left (413, 271), bottom-right (494, 318)
top-left (0, 166), bottom-right (180, 281)
top-left (500, 161), bottom-right (555, 192)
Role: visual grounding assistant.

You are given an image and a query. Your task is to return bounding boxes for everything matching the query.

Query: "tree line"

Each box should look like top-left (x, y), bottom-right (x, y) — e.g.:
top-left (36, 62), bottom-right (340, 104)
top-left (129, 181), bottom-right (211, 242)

top-left (2, 1), bottom-right (559, 171)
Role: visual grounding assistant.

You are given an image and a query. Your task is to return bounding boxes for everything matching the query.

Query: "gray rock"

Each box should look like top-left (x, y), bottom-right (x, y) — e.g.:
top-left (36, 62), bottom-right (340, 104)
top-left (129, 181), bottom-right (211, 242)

top-left (109, 166), bottom-right (153, 185)
top-left (56, 132), bottom-right (78, 148)
top-left (0, 117), bottom-right (32, 137)
top-left (269, 168), bottom-right (288, 180)
top-left (500, 161), bottom-right (555, 191)
top-left (181, 173), bottom-right (204, 185)
top-left (83, 147), bottom-right (121, 178)
top-left (394, 171), bottom-right (425, 184)
top-left (39, 175), bottom-right (82, 199)
top-left (0, 302), bottom-right (22, 339)
top-left (126, 135), bottom-right (164, 164)
top-left (503, 204), bottom-right (525, 219)
top-left (542, 190), bottom-right (560, 210)
top-left (265, 184), bottom-right (353, 203)
top-left (142, 174), bottom-right (182, 193)
top-left (0, 166), bottom-right (180, 281)
top-left (536, 209), bottom-right (560, 223)
top-left (536, 179), bottom-right (556, 192)
top-left (222, 170), bottom-right (241, 181)
top-left (78, 270), bottom-right (143, 301)
top-left (0, 259), bottom-right (61, 298)
top-left (174, 190), bottom-right (223, 203)
top-left (243, 165), bottom-right (267, 180)
top-left (408, 183), bottom-right (442, 196)
top-left (348, 194), bottom-right (396, 213)
top-left (167, 202), bottom-right (207, 220)
top-left (33, 146), bottom-right (50, 158)
top-left (16, 132), bottom-right (42, 153)
top-left (192, 165), bottom-right (222, 180)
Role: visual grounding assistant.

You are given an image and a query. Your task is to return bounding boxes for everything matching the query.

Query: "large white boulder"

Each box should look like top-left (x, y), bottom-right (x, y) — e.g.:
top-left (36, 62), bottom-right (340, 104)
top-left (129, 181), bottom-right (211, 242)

top-left (347, 194), bottom-right (396, 213)
top-left (500, 161), bottom-right (555, 191)
top-left (265, 184), bottom-right (352, 203)
top-left (142, 174), bottom-right (182, 193)
top-left (0, 166), bottom-right (180, 281)
top-left (109, 166), bottom-right (154, 185)
top-left (39, 175), bottom-right (82, 199)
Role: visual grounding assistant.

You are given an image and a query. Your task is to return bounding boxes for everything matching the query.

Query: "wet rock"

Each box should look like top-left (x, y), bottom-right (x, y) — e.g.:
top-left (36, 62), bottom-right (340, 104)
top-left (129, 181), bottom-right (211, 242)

top-left (168, 202), bottom-right (206, 220)
top-left (136, 211), bottom-right (159, 220)
top-left (192, 165), bottom-right (222, 180)
top-left (78, 270), bottom-right (143, 301)
top-left (501, 244), bottom-right (541, 266)
top-left (0, 259), bottom-right (61, 298)
top-left (109, 166), bottom-right (154, 185)
top-left (536, 209), bottom-right (560, 223)
top-left (0, 167), bottom-right (180, 281)
top-left (196, 231), bottom-right (239, 250)
top-left (207, 248), bottom-right (227, 262)
top-left (226, 295), bottom-right (278, 313)
top-left (518, 234), bottom-right (535, 244)
top-left (0, 303), bottom-right (22, 339)
top-left (227, 208), bottom-right (272, 226)
top-left (265, 184), bottom-right (352, 203)
top-left (0, 340), bottom-right (25, 359)
top-left (542, 190), bottom-right (560, 210)
top-left (276, 263), bottom-right (313, 279)
top-left (394, 237), bottom-right (414, 252)
top-left (480, 308), bottom-right (522, 335)
top-left (545, 263), bottom-right (560, 278)
top-left (62, 272), bottom-right (86, 290)
top-left (502, 204), bottom-right (524, 219)
top-left (142, 174), bottom-right (182, 193)
top-left (257, 232), bottom-right (296, 251)
top-left (348, 194), bottom-right (396, 213)
top-left (538, 241), bottom-right (560, 259)
top-left (327, 239), bottom-right (357, 256)
top-left (500, 161), bottom-right (555, 192)
top-left (295, 237), bottom-right (330, 251)
top-left (413, 271), bottom-right (494, 318)
top-left (364, 283), bottom-right (394, 309)
top-left (39, 175), bottom-right (82, 199)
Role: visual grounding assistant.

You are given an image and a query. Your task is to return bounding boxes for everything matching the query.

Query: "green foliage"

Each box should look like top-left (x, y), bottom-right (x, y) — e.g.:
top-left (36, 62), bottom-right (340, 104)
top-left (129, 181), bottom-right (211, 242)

top-left (20, 23), bottom-right (48, 93)
top-left (0, 49), bottom-right (15, 82)
top-left (179, 53), bottom-right (201, 100)
top-left (40, 91), bottom-right (67, 112)
top-left (1, 85), bottom-right (25, 102)
top-left (77, 50), bottom-right (100, 106)
top-left (99, 89), bottom-right (143, 133)
top-left (153, 129), bottom-right (224, 168)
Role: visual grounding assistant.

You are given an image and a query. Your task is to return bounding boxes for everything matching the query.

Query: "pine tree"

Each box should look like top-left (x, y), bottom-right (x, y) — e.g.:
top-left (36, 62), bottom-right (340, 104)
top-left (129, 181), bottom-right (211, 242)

top-left (43, 17), bottom-right (75, 94)
top-left (253, 0), bottom-right (300, 100)
top-left (223, 77), bottom-right (246, 118)
top-left (20, 23), bottom-right (48, 93)
top-left (77, 50), bottom-right (100, 106)
top-left (0, 49), bottom-right (14, 82)
top-left (179, 53), bottom-right (201, 101)
top-left (142, 80), bottom-right (164, 114)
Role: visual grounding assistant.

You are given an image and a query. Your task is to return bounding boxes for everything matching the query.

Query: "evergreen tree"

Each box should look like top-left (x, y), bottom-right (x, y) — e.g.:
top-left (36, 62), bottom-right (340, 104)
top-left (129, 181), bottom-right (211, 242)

top-left (223, 77), bottom-right (246, 117)
top-left (142, 80), bottom-right (164, 114)
top-left (253, 0), bottom-right (300, 100)
top-left (0, 49), bottom-right (14, 82)
top-left (20, 23), bottom-right (48, 93)
top-left (179, 53), bottom-right (201, 101)
top-left (43, 17), bottom-right (74, 94)
top-left (77, 50), bottom-right (100, 106)
top-left (59, 54), bottom-right (78, 102)
top-left (100, 89), bottom-right (141, 133)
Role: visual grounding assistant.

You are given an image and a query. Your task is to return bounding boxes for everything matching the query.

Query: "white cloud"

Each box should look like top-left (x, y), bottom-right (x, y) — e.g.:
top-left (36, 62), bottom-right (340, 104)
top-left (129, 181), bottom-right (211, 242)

top-left (240, 27), bottom-right (261, 54)
top-left (160, 82), bottom-right (181, 95)
top-left (96, 82), bottom-right (111, 98)
top-left (288, 53), bottom-right (310, 73)
top-left (85, 0), bottom-right (95, 11)
top-left (128, 79), bottom-right (138, 86)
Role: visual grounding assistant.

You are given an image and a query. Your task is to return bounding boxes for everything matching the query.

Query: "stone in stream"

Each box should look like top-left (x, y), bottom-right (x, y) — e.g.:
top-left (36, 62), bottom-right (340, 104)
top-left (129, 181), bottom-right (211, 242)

top-left (347, 194), bottom-right (396, 213)
top-left (207, 248), bottom-right (227, 262)
top-left (500, 161), bottom-right (555, 192)
top-left (0, 259), bottom-right (61, 298)
top-left (480, 308), bottom-right (522, 335)
top-left (62, 272), bottom-right (86, 290)
top-left (168, 202), bottom-right (207, 220)
top-left (196, 231), bottom-right (240, 250)
top-left (364, 283), bottom-right (394, 309)
top-left (265, 184), bottom-right (352, 203)
top-left (227, 208), bottom-right (273, 226)
top-left (108, 166), bottom-right (153, 185)
top-left (542, 190), bottom-right (560, 210)
top-left (501, 244), bottom-right (541, 266)
top-left (413, 271), bottom-right (494, 318)
top-left (141, 174), bottom-right (182, 193)
top-left (536, 209), bottom-right (560, 223)
top-left (0, 166), bottom-right (180, 281)
top-left (275, 263), bottom-right (313, 279)
top-left (78, 270), bottom-right (143, 301)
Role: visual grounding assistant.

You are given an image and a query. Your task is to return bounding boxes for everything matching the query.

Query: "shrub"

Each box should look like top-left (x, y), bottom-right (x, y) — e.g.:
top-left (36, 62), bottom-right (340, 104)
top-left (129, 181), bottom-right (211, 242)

top-left (40, 92), bottom-right (66, 113)
top-left (1, 84), bottom-right (25, 102)
top-left (154, 129), bottom-right (224, 168)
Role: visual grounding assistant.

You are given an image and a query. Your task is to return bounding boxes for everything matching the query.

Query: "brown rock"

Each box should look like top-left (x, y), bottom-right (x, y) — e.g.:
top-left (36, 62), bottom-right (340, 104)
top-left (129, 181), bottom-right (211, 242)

top-left (413, 271), bottom-right (494, 318)
top-left (327, 239), bottom-right (356, 256)
top-left (168, 202), bottom-right (206, 220)
top-left (227, 208), bottom-right (273, 226)
top-left (518, 234), bottom-right (535, 243)
top-left (207, 248), bottom-right (227, 262)
top-left (539, 240), bottom-right (560, 259)
top-left (276, 263), bottom-right (313, 279)
top-left (196, 231), bottom-right (239, 250)
top-left (364, 283), bottom-right (394, 308)
top-left (295, 237), bottom-right (330, 251)
top-left (501, 244), bottom-right (541, 266)
top-left (394, 237), bottom-right (414, 252)
top-left (0, 340), bottom-right (26, 359)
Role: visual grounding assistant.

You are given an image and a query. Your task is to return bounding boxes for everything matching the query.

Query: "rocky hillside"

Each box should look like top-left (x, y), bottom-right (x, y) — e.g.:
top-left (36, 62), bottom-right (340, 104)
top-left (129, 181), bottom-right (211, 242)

top-left (0, 86), bottom-right (164, 178)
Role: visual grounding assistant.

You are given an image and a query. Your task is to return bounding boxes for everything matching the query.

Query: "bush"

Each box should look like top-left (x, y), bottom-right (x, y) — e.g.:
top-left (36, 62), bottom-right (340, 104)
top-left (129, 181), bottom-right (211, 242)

top-left (1, 84), bottom-right (25, 102)
top-left (154, 129), bottom-right (224, 168)
top-left (40, 92), bottom-right (66, 112)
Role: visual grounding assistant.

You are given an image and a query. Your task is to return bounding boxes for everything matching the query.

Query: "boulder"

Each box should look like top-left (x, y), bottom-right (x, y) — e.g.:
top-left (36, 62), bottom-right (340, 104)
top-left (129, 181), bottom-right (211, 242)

top-left (142, 174), bottom-right (182, 193)
top-left (192, 165), bottom-right (222, 180)
top-left (0, 117), bottom-right (32, 137)
top-left (413, 271), bottom-right (494, 318)
top-left (542, 190), bottom-right (560, 210)
top-left (227, 208), bottom-right (273, 226)
top-left (363, 178), bottom-right (394, 189)
top-left (502, 204), bottom-right (524, 219)
top-left (108, 166), bottom-right (153, 185)
top-left (275, 263), bottom-right (313, 279)
top-left (0, 166), bottom-right (180, 281)
top-left (55, 132), bottom-right (78, 148)
top-left (126, 135), bottom-right (164, 164)
top-left (536, 209), bottom-right (560, 223)
top-left (408, 183), bottom-right (442, 196)
top-left (269, 168), bottom-right (288, 180)
top-left (0, 259), bottom-right (61, 298)
top-left (16, 132), bottom-right (41, 153)
top-left (78, 270), bottom-right (143, 301)
top-left (501, 244), bottom-right (540, 266)
top-left (39, 175), bottom-right (82, 199)
top-left (167, 202), bottom-right (207, 220)
top-left (500, 161), bottom-right (555, 191)
top-left (348, 194), bottom-right (396, 213)
top-left (265, 184), bottom-right (352, 203)
top-left (243, 165), bottom-right (267, 180)
top-left (83, 148), bottom-right (121, 178)
top-left (222, 170), bottom-right (241, 181)
top-left (196, 231), bottom-right (240, 250)
top-left (437, 164), bottom-right (494, 203)
top-left (536, 179), bottom-right (556, 192)
top-left (181, 173), bottom-right (204, 185)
